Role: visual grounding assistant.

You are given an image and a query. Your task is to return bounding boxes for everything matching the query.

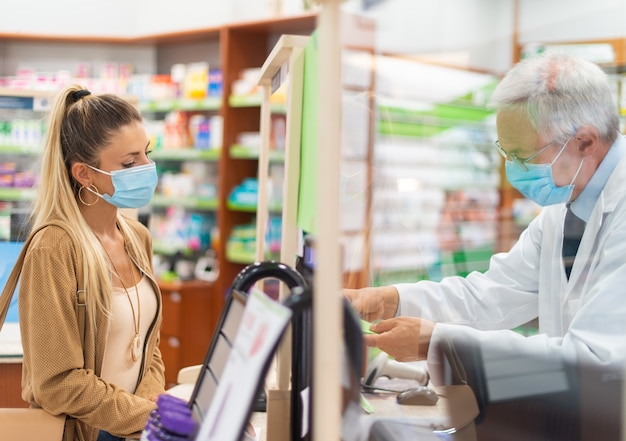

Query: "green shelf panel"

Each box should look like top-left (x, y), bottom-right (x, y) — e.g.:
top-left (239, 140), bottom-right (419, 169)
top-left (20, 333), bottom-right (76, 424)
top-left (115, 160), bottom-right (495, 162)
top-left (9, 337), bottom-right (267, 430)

top-left (151, 148), bottom-right (221, 161)
top-left (377, 101), bottom-right (495, 138)
top-left (226, 201), bottom-right (257, 212)
top-left (226, 200), bottom-right (282, 213)
top-left (0, 145), bottom-right (43, 155)
top-left (152, 241), bottom-right (183, 256)
top-left (151, 194), bottom-right (218, 210)
top-left (228, 94), bottom-right (262, 107)
top-left (229, 144), bottom-right (285, 162)
top-left (139, 96), bottom-right (221, 112)
top-left (378, 102), bottom-right (493, 123)
top-left (0, 187), bottom-right (36, 201)
top-left (227, 95), bottom-right (286, 113)
top-left (225, 248), bottom-right (278, 265)
top-left (378, 120), bottom-right (450, 137)
top-left (225, 246), bottom-right (255, 265)
top-left (177, 97), bottom-right (222, 111)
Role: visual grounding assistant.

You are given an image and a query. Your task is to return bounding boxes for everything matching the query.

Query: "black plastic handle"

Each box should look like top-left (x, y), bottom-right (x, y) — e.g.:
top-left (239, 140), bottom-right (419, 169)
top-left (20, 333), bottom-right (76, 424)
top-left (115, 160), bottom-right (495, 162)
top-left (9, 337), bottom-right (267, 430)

top-left (230, 260), bottom-right (308, 293)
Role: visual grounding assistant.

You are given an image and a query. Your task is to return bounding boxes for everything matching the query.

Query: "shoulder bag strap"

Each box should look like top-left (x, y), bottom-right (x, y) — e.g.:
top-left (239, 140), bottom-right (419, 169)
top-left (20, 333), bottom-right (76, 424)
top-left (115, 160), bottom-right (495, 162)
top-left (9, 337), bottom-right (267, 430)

top-left (66, 237), bottom-right (85, 441)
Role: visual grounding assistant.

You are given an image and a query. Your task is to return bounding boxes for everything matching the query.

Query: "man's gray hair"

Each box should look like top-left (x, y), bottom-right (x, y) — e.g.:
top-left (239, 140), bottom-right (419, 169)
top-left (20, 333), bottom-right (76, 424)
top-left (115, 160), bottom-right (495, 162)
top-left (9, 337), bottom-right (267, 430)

top-left (488, 51), bottom-right (619, 145)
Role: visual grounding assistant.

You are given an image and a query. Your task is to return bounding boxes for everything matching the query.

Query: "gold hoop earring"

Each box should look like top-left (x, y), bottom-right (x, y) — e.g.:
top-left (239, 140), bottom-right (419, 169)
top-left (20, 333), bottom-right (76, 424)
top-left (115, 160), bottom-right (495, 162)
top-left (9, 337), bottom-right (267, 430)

top-left (78, 185), bottom-right (100, 206)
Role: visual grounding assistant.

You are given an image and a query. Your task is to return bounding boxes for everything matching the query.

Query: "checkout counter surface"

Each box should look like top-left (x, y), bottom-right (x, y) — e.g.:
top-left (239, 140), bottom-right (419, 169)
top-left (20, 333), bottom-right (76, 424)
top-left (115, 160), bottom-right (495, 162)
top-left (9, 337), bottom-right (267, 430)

top-left (358, 376), bottom-right (479, 441)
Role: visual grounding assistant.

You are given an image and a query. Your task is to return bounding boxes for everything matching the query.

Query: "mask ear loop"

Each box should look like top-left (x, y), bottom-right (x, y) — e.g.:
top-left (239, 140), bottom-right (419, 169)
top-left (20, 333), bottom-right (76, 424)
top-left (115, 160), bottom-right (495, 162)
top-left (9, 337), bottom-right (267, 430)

top-left (553, 137), bottom-right (585, 188)
top-left (78, 185), bottom-right (100, 206)
top-left (550, 136), bottom-right (584, 189)
top-left (569, 158), bottom-right (585, 187)
top-left (550, 136), bottom-right (572, 166)
top-left (84, 163), bottom-right (113, 176)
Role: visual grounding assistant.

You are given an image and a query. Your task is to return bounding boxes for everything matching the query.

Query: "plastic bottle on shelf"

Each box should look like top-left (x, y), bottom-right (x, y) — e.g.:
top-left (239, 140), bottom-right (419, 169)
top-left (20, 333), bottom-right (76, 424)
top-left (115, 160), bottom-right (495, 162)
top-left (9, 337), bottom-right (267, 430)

top-left (140, 394), bottom-right (196, 441)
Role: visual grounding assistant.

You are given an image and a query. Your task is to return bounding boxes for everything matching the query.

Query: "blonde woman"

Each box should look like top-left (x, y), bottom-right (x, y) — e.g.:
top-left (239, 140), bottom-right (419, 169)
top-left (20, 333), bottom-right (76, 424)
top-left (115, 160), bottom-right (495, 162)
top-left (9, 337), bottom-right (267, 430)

top-left (18, 85), bottom-right (165, 441)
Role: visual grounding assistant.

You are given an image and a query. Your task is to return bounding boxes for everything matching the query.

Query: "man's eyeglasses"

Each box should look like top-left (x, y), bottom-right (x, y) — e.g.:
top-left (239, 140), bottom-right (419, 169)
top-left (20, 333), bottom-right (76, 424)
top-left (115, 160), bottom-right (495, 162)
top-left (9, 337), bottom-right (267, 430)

top-left (495, 140), bottom-right (556, 172)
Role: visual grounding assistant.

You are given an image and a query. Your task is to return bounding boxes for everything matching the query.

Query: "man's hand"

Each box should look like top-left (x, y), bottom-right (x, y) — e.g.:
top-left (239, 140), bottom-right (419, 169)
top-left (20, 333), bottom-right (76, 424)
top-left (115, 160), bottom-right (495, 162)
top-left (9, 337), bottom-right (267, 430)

top-left (363, 317), bottom-right (435, 362)
top-left (343, 286), bottom-right (400, 322)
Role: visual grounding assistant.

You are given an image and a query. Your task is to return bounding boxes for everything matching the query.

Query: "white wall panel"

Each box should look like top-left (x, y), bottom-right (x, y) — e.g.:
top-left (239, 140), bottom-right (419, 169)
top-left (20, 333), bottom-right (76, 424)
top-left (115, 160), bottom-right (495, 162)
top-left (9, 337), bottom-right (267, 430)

top-left (518, 0), bottom-right (626, 45)
top-left (0, 0), bottom-right (137, 36)
top-left (0, 0), bottom-right (311, 37)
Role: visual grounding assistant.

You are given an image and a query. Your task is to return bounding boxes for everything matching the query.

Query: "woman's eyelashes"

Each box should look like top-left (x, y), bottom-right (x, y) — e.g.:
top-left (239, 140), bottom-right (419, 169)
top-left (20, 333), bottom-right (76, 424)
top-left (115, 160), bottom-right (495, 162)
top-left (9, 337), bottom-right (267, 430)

top-left (122, 149), bottom-right (152, 168)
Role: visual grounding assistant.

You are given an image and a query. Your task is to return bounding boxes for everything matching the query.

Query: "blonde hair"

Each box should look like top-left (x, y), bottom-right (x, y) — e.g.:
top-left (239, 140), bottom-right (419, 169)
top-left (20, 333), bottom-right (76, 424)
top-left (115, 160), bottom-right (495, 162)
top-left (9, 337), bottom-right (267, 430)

top-left (30, 84), bottom-right (152, 326)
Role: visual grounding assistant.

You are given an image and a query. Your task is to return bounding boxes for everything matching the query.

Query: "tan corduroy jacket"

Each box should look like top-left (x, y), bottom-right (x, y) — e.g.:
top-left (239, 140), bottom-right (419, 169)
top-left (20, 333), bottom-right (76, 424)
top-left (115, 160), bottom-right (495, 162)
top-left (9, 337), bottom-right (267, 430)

top-left (18, 219), bottom-right (166, 441)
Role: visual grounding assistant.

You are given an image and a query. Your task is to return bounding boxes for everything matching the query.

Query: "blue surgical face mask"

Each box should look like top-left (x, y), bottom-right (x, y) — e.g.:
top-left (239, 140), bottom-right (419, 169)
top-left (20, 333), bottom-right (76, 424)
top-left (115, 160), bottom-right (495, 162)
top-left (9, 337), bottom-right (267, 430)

top-left (505, 139), bottom-right (584, 207)
top-left (85, 161), bottom-right (158, 208)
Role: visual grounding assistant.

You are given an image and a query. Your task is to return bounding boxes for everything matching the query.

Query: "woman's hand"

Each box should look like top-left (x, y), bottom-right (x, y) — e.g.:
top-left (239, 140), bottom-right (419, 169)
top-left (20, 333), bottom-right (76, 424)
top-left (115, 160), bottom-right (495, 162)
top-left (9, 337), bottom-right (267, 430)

top-left (343, 286), bottom-right (400, 322)
top-left (363, 317), bottom-right (435, 362)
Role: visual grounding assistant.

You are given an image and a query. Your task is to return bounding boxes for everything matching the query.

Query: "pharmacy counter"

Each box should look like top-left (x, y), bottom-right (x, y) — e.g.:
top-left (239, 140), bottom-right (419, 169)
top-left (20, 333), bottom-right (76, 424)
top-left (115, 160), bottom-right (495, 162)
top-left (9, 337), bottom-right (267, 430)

top-left (361, 384), bottom-right (479, 441)
top-left (0, 322), bottom-right (27, 407)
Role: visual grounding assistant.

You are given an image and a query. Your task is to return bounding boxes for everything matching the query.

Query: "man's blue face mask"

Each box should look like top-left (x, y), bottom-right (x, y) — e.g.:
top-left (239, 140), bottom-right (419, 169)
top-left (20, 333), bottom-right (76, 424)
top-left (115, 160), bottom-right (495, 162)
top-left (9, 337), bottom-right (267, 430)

top-left (504, 138), bottom-right (584, 206)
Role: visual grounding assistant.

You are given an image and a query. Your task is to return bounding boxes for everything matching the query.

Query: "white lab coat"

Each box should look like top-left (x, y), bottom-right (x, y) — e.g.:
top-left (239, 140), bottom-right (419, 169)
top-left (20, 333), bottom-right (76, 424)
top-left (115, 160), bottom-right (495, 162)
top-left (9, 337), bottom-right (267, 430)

top-left (395, 145), bottom-right (626, 372)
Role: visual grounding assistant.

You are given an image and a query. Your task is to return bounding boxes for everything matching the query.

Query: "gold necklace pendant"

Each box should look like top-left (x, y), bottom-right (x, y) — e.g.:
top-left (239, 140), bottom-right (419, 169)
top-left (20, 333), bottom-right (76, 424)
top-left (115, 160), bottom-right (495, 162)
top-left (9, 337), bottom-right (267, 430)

top-left (98, 237), bottom-right (143, 363)
top-left (131, 334), bottom-right (142, 362)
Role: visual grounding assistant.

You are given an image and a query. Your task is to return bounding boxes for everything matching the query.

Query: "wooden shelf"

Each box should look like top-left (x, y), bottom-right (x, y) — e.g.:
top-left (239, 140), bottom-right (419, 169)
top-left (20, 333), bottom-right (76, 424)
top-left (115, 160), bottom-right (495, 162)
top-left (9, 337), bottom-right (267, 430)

top-left (0, 12), bottom-right (317, 46)
top-left (157, 279), bottom-right (219, 387)
top-left (215, 15), bottom-right (316, 301)
top-left (0, 13), bottom-right (318, 356)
